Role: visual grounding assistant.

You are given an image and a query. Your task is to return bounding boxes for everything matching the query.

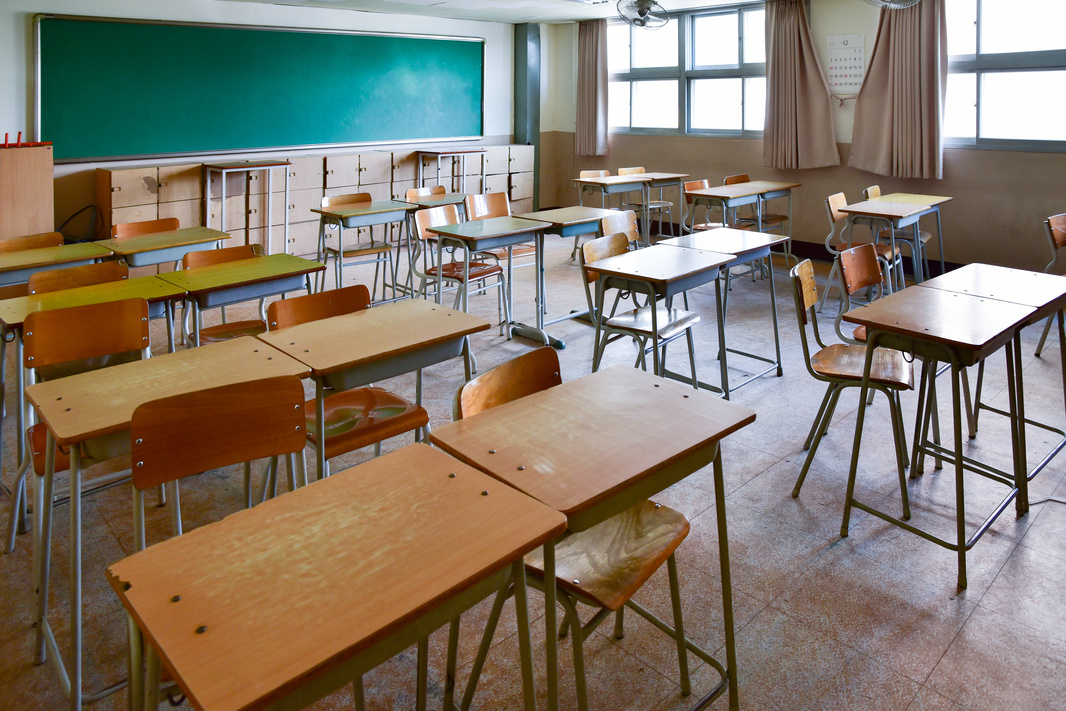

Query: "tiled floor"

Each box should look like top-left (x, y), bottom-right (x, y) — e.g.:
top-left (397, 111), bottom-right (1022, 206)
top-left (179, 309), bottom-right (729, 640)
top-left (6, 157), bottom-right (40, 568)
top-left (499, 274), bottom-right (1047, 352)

top-left (1, 235), bottom-right (1065, 710)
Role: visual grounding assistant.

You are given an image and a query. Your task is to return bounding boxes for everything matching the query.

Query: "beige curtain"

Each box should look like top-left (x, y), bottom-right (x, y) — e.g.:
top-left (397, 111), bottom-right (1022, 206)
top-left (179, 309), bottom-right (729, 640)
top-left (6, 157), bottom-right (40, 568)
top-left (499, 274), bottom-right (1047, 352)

top-left (576, 19), bottom-right (608, 156)
top-left (849, 0), bottom-right (947, 179)
top-left (763, 0), bottom-right (840, 169)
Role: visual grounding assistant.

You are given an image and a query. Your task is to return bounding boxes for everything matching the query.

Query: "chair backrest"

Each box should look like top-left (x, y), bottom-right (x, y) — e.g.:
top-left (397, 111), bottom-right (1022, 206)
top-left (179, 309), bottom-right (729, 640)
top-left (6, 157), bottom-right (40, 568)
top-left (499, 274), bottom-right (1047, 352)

top-left (456, 347), bottom-right (561, 420)
top-left (321, 193), bottom-right (372, 209)
top-left (1046, 214), bottom-right (1066, 252)
top-left (405, 185), bottom-right (446, 202)
top-left (465, 192), bottom-right (511, 221)
top-left (183, 244), bottom-right (261, 270)
top-left (600, 210), bottom-right (640, 247)
top-left (130, 376), bottom-right (307, 491)
top-left (683, 179), bottom-right (710, 205)
top-left (789, 260), bottom-right (829, 371)
top-left (112, 217), bottom-right (180, 239)
top-left (824, 192), bottom-right (849, 253)
top-left (863, 185), bottom-right (882, 200)
top-left (413, 204), bottom-right (461, 242)
top-left (617, 167), bottom-right (646, 176)
top-left (579, 169), bottom-right (610, 179)
top-left (839, 243), bottom-right (883, 296)
top-left (724, 174), bottom-right (750, 185)
top-left (0, 231), bottom-right (64, 252)
top-left (267, 284), bottom-right (371, 330)
top-left (24, 298), bottom-right (151, 371)
top-left (581, 232), bottom-right (629, 284)
top-left (28, 260), bottom-right (129, 295)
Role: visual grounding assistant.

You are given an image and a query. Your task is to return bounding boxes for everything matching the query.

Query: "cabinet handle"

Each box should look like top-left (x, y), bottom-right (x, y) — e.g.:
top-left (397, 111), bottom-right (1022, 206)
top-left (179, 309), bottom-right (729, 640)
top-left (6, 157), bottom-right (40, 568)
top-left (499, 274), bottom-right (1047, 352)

top-left (249, 174), bottom-right (259, 182)
top-left (111, 186), bottom-right (121, 192)
top-left (158, 181), bottom-right (168, 187)
top-left (289, 204), bottom-right (295, 210)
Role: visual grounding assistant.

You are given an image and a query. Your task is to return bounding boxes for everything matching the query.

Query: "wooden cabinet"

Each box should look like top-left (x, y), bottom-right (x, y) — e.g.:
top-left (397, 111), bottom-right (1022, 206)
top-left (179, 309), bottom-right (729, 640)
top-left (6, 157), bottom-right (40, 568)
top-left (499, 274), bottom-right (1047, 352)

top-left (0, 145), bottom-right (54, 241)
top-left (97, 162), bottom-right (201, 235)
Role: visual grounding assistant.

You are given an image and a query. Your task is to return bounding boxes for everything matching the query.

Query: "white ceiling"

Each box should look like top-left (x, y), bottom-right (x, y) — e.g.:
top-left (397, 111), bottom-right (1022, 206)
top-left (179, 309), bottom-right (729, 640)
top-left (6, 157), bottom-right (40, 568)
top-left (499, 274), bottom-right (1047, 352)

top-left (217, 0), bottom-right (743, 24)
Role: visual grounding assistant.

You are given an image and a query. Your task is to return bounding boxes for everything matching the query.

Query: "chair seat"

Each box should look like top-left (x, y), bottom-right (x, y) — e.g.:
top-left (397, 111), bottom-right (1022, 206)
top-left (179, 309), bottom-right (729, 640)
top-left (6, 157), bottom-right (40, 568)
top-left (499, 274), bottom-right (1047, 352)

top-left (811, 344), bottom-right (913, 389)
top-left (877, 228), bottom-right (933, 244)
top-left (759, 212), bottom-right (789, 226)
top-left (626, 200), bottom-right (673, 211)
top-left (304, 387), bottom-right (429, 460)
top-left (328, 243), bottom-right (392, 259)
top-left (832, 242), bottom-right (903, 260)
top-left (524, 500), bottom-right (689, 611)
top-left (430, 261), bottom-right (504, 283)
top-left (197, 319), bottom-right (267, 344)
top-left (605, 305), bottom-right (700, 340)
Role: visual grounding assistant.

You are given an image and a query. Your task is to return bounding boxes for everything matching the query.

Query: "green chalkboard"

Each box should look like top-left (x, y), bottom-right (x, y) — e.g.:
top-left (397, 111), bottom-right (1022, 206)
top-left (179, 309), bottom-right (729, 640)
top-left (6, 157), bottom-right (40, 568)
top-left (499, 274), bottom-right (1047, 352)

top-left (37, 16), bottom-right (484, 162)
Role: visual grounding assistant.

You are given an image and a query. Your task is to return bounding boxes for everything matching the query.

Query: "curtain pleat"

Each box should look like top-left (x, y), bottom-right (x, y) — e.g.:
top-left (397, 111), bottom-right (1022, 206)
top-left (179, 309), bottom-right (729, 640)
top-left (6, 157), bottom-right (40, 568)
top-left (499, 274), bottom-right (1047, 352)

top-left (763, 0), bottom-right (840, 170)
top-left (576, 19), bottom-right (608, 157)
top-left (849, 0), bottom-right (947, 179)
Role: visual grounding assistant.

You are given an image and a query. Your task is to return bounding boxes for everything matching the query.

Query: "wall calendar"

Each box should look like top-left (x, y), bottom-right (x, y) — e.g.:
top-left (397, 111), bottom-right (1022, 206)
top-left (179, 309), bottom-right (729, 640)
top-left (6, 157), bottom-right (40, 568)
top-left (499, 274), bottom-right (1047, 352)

top-left (827, 35), bottom-right (865, 95)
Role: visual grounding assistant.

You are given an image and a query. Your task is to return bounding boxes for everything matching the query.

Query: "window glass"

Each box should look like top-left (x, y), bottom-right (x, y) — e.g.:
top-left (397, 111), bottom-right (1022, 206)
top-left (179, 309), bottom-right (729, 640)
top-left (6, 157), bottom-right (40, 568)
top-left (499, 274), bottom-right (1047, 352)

top-left (632, 18), bottom-right (678, 68)
top-left (632, 80), bottom-right (679, 129)
top-left (742, 9), bottom-right (766, 64)
top-left (980, 71), bottom-right (1066, 140)
top-left (690, 78), bottom-right (742, 130)
top-left (693, 14), bottom-right (738, 67)
top-left (945, 0), bottom-right (976, 55)
top-left (608, 81), bottom-right (631, 128)
top-left (744, 77), bottom-right (766, 131)
top-left (943, 72), bottom-right (977, 138)
top-left (607, 22), bottom-right (631, 74)
top-left (980, 0), bottom-right (1066, 54)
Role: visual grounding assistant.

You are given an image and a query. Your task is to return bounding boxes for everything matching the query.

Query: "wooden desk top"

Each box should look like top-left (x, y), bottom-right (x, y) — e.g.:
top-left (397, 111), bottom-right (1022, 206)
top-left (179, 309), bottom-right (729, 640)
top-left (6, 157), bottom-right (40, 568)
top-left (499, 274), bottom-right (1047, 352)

top-left (871, 192), bottom-right (952, 207)
top-left (685, 180), bottom-right (801, 200)
top-left (405, 194), bottom-right (468, 208)
top-left (425, 216), bottom-right (550, 243)
top-left (839, 200), bottom-right (929, 220)
top-left (635, 172), bottom-right (690, 181)
top-left (0, 275), bottom-right (186, 329)
top-left (428, 365), bottom-right (756, 521)
top-left (28, 337), bottom-right (308, 446)
top-left (106, 443), bottom-right (566, 711)
top-left (515, 206), bottom-right (617, 226)
top-left (919, 263), bottom-right (1066, 312)
top-left (203, 160), bottom-right (291, 170)
top-left (311, 200), bottom-right (417, 220)
top-left (157, 254), bottom-right (323, 295)
top-left (95, 227), bottom-right (230, 256)
top-left (584, 244), bottom-right (734, 288)
top-left (257, 299), bottom-right (490, 377)
top-left (841, 286), bottom-right (1035, 358)
top-left (572, 175), bottom-right (651, 187)
top-left (0, 242), bottom-right (113, 273)
top-left (660, 227), bottom-right (788, 257)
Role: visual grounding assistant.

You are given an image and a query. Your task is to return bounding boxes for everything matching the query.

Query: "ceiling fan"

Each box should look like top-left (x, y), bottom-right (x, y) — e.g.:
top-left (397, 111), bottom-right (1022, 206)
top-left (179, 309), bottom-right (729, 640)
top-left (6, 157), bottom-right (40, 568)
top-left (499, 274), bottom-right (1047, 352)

top-left (862, 0), bottom-right (923, 8)
top-left (617, 0), bottom-right (669, 30)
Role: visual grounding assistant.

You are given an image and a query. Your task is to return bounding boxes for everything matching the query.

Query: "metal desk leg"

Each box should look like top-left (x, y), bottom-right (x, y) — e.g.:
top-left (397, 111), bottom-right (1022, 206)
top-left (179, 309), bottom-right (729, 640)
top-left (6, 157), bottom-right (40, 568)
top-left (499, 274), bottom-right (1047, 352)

top-left (315, 378), bottom-right (326, 480)
top-left (543, 540), bottom-right (558, 711)
top-left (711, 448), bottom-right (740, 710)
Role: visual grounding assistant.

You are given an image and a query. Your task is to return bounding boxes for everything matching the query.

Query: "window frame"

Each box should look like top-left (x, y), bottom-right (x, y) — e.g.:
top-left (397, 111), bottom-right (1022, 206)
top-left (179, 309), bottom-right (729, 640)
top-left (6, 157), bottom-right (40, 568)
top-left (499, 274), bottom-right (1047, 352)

top-left (608, 1), bottom-right (767, 138)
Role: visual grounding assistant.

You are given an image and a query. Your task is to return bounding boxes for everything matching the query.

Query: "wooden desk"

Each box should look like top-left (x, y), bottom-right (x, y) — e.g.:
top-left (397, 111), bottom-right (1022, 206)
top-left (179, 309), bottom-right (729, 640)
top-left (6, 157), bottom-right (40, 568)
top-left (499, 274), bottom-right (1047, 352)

top-left (257, 299), bottom-right (490, 479)
top-left (839, 199), bottom-right (930, 284)
top-left (684, 180), bottom-right (800, 241)
top-left (425, 216), bottom-right (559, 348)
top-left (158, 254), bottom-right (323, 347)
top-left (660, 228), bottom-right (787, 391)
top-left (416, 149), bottom-right (486, 193)
top-left (572, 175), bottom-right (653, 245)
top-left (27, 337), bottom-right (309, 711)
top-left (586, 244), bottom-right (737, 396)
top-left (203, 160), bottom-right (290, 255)
top-left (841, 286), bottom-right (1035, 588)
top-left (94, 226), bottom-right (229, 268)
top-left (868, 192), bottom-right (951, 276)
top-left (429, 365), bottom-right (756, 711)
top-left (627, 171), bottom-right (690, 236)
top-left (0, 242), bottom-right (113, 287)
top-left (108, 443), bottom-right (566, 711)
top-left (311, 200), bottom-right (416, 295)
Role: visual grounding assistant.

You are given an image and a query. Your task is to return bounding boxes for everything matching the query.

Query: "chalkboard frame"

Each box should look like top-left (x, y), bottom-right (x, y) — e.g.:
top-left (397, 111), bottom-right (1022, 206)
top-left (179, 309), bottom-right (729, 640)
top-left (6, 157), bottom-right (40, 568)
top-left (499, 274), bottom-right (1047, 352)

top-left (34, 14), bottom-right (486, 164)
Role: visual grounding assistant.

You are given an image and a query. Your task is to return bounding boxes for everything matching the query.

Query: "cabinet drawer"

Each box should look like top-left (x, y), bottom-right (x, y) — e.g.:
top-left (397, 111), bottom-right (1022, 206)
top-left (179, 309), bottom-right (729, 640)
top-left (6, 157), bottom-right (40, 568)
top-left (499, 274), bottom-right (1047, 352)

top-left (157, 164), bottom-right (201, 203)
top-left (325, 154), bottom-right (360, 189)
top-left (509, 145), bottom-right (534, 173)
top-left (510, 172), bottom-right (534, 201)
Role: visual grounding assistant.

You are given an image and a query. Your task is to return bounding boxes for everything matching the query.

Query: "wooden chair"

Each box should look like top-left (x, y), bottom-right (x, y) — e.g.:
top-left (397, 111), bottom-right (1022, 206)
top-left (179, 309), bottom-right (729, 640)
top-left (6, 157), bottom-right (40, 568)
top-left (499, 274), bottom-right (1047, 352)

top-left (111, 217), bottom-right (179, 239)
top-left (619, 166), bottom-right (673, 238)
top-left (1035, 213), bottom-right (1066, 356)
top-left (682, 178), bottom-right (735, 233)
top-left (864, 185), bottom-right (933, 285)
top-left (789, 259), bottom-right (912, 508)
top-left (580, 232), bottom-right (700, 386)
top-left (578, 169), bottom-right (610, 207)
top-left (318, 193), bottom-right (394, 296)
top-left (127, 375), bottom-right (307, 708)
top-left (5, 299), bottom-right (152, 553)
top-left (411, 205), bottom-right (509, 332)
top-left (182, 244), bottom-right (268, 346)
top-left (599, 209), bottom-right (641, 250)
top-left (818, 192), bottom-right (903, 313)
top-left (404, 185), bottom-right (446, 201)
top-left (834, 243), bottom-right (888, 344)
top-left (464, 192), bottom-right (537, 269)
top-left (266, 284), bottom-right (429, 478)
top-left (724, 174), bottom-right (785, 231)
top-left (457, 347), bottom-right (697, 711)
top-left (0, 231), bottom-right (64, 252)
top-left (27, 260), bottom-right (129, 294)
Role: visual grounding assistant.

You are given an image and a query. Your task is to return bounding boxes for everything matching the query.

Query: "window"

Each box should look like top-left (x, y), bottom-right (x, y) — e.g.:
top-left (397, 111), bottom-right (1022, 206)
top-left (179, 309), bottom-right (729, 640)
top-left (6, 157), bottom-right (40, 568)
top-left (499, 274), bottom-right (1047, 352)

top-left (607, 2), bottom-right (766, 136)
top-left (945, 0), bottom-right (1066, 149)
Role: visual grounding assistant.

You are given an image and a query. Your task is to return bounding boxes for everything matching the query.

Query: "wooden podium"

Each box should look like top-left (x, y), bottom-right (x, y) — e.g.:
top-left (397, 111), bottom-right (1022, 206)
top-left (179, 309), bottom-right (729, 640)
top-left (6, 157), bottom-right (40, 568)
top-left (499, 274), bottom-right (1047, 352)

top-left (0, 144), bottom-right (54, 241)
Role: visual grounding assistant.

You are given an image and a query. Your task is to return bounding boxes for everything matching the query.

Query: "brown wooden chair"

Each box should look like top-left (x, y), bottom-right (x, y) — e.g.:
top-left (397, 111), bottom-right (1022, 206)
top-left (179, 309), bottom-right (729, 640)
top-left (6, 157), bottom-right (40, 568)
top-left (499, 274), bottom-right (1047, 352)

top-left (863, 184), bottom-right (933, 285)
top-left (599, 209), bottom-right (641, 250)
top-left (27, 260), bottom-right (129, 294)
top-left (182, 244), bottom-right (268, 346)
top-left (580, 232), bottom-right (699, 386)
top-left (5, 299), bottom-right (152, 553)
top-left (834, 243), bottom-right (888, 344)
top-left (682, 178), bottom-right (740, 233)
top-left (266, 284), bottom-right (429, 478)
top-left (1035, 213), bottom-right (1066, 356)
top-left (619, 166), bottom-right (673, 238)
top-left (0, 231), bottom-right (64, 252)
top-left (404, 185), bottom-right (446, 202)
top-left (465, 191), bottom-right (537, 269)
top-left (724, 174), bottom-right (785, 230)
top-left (317, 193), bottom-right (393, 296)
top-left (457, 347), bottom-right (697, 711)
top-left (578, 168), bottom-right (610, 208)
top-left (789, 259), bottom-right (912, 507)
top-left (111, 217), bottom-right (180, 239)
top-left (819, 192), bottom-right (904, 313)
top-left (411, 205), bottom-right (509, 331)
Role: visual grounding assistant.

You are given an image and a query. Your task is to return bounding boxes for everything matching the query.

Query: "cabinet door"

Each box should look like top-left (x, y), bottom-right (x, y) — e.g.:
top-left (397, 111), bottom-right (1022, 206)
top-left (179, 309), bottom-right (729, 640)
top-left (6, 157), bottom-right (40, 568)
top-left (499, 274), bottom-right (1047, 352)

top-left (325, 154), bottom-right (360, 189)
top-left (284, 157), bottom-right (325, 192)
top-left (273, 188), bottom-right (324, 226)
top-left (359, 152), bottom-right (392, 186)
top-left (112, 203), bottom-right (158, 228)
top-left (206, 196), bottom-right (246, 232)
top-left (485, 174), bottom-right (508, 194)
top-left (287, 220), bottom-right (321, 258)
top-left (157, 198), bottom-right (201, 229)
top-left (509, 145), bottom-right (534, 173)
top-left (101, 166), bottom-right (157, 209)
top-left (157, 164), bottom-right (201, 203)
top-left (511, 198), bottom-right (534, 215)
top-left (391, 179), bottom-right (417, 202)
top-left (463, 153), bottom-right (484, 177)
top-left (392, 151), bottom-right (417, 183)
top-left (483, 146), bottom-right (510, 176)
top-left (509, 172), bottom-right (534, 201)
top-left (1, 146), bottom-right (53, 240)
